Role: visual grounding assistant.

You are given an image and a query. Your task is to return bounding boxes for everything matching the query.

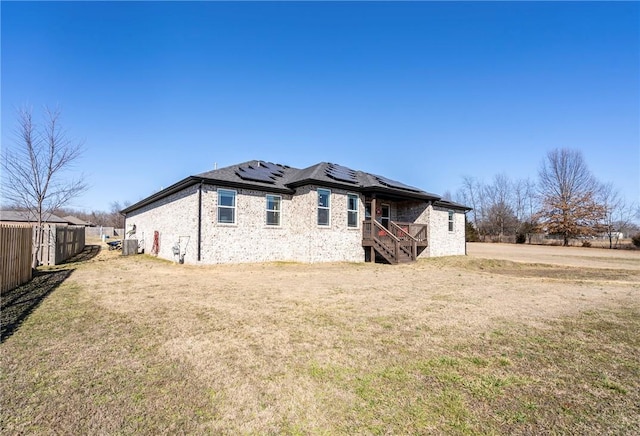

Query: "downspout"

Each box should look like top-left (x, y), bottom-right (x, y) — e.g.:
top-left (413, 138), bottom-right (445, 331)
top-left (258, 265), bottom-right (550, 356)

top-left (197, 182), bottom-right (202, 261)
top-left (464, 210), bottom-right (468, 256)
top-left (122, 212), bottom-right (126, 242)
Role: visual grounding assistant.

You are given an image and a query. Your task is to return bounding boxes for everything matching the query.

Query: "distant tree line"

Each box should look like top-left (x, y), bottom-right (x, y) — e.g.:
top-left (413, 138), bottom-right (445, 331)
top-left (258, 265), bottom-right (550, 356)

top-left (456, 148), bottom-right (639, 248)
top-left (52, 200), bottom-right (130, 228)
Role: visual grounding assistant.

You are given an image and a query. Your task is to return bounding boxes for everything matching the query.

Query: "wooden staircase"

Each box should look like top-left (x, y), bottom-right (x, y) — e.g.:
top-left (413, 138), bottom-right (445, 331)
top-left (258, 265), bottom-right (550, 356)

top-left (362, 220), bottom-right (428, 264)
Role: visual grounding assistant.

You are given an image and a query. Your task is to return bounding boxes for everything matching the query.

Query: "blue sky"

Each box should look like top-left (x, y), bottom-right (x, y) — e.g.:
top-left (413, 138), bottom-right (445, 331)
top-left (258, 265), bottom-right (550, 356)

top-left (2, 1), bottom-right (638, 212)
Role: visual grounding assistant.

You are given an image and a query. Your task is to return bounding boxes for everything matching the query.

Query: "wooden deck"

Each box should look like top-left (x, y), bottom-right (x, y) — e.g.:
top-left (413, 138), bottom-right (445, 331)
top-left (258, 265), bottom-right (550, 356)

top-left (362, 220), bottom-right (427, 264)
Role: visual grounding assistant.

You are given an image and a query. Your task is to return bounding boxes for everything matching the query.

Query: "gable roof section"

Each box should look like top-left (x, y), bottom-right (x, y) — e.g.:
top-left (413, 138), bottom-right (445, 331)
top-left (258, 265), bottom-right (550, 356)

top-left (122, 160), bottom-right (470, 214)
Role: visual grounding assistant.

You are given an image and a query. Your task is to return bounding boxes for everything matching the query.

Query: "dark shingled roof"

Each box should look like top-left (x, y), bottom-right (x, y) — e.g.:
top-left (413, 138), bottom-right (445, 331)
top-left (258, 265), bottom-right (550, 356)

top-left (63, 215), bottom-right (95, 226)
top-left (0, 210), bottom-right (69, 223)
top-left (195, 160), bottom-right (299, 193)
top-left (122, 160), bottom-right (470, 214)
top-left (433, 199), bottom-right (471, 210)
top-left (286, 162), bottom-right (442, 201)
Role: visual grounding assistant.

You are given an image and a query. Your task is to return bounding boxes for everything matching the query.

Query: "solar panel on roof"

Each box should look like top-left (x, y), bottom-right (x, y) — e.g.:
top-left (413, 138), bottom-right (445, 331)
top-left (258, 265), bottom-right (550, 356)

top-left (236, 166), bottom-right (277, 183)
top-left (374, 175), bottom-right (422, 193)
top-left (326, 163), bottom-right (358, 184)
top-left (258, 161), bottom-right (285, 176)
top-left (235, 161), bottom-right (288, 184)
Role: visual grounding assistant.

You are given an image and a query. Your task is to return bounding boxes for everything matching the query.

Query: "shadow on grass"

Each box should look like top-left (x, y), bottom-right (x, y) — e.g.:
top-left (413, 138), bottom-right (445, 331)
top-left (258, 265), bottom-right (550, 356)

top-left (1, 244), bottom-right (101, 343)
top-left (64, 244), bottom-right (101, 264)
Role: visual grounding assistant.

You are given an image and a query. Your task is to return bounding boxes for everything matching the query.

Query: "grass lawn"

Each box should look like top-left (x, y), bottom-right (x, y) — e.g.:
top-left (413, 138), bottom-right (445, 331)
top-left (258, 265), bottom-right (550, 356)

top-left (1, 244), bottom-right (639, 434)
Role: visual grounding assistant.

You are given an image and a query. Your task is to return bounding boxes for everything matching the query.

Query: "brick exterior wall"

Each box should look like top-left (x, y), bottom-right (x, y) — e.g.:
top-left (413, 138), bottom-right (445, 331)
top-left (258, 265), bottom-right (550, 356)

top-left (426, 205), bottom-right (466, 257)
top-left (124, 185), bottom-right (199, 262)
top-left (395, 201), bottom-right (466, 257)
top-left (125, 184), bottom-right (466, 264)
top-left (126, 183), bottom-right (366, 264)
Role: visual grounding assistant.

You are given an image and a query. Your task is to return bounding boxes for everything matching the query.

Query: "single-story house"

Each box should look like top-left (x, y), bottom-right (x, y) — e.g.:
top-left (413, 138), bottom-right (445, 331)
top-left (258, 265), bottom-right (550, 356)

top-left (121, 161), bottom-right (470, 264)
top-left (0, 210), bottom-right (70, 226)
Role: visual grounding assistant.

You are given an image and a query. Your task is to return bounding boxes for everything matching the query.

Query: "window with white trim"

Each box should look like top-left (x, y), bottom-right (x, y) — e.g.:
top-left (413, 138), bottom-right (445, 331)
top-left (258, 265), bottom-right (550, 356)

top-left (266, 195), bottom-right (281, 226)
top-left (317, 189), bottom-right (331, 226)
top-left (347, 194), bottom-right (358, 228)
top-left (218, 189), bottom-right (236, 224)
top-left (448, 210), bottom-right (454, 232)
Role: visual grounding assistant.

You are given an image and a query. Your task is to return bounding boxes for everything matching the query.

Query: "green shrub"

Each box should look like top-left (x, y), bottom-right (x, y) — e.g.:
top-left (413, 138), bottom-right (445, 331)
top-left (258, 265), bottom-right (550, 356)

top-left (465, 220), bottom-right (480, 242)
top-left (632, 234), bottom-right (640, 248)
top-left (515, 233), bottom-right (526, 244)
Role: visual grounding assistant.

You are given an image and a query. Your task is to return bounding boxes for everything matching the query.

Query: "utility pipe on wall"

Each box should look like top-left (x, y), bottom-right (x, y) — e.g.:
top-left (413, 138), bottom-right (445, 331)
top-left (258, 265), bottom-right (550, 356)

top-left (197, 182), bottom-right (202, 261)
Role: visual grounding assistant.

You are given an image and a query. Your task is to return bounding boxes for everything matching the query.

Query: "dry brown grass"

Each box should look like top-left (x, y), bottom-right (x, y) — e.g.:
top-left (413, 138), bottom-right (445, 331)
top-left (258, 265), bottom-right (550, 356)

top-left (1, 242), bottom-right (639, 434)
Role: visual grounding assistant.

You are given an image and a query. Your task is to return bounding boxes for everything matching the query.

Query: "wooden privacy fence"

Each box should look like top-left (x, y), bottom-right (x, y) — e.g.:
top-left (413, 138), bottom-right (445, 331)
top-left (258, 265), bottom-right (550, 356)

top-left (35, 225), bottom-right (86, 266)
top-left (1, 224), bottom-right (33, 293)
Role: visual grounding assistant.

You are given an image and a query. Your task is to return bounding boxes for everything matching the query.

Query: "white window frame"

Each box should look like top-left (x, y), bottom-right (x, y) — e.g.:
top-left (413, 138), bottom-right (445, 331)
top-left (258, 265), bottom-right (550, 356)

top-left (266, 194), bottom-right (282, 226)
top-left (347, 193), bottom-right (359, 228)
top-left (448, 210), bottom-right (454, 232)
top-left (317, 188), bottom-right (331, 227)
top-left (218, 189), bottom-right (236, 224)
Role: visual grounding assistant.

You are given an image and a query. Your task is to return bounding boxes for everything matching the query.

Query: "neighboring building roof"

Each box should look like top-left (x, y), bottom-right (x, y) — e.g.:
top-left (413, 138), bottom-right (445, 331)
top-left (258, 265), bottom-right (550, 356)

top-left (122, 160), bottom-right (471, 214)
top-left (0, 210), bottom-right (69, 224)
top-left (62, 215), bottom-right (95, 226)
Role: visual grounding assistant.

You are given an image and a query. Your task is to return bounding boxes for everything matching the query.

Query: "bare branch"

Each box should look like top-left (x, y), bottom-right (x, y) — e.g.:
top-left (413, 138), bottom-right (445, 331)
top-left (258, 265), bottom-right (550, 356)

top-left (1, 105), bottom-right (87, 268)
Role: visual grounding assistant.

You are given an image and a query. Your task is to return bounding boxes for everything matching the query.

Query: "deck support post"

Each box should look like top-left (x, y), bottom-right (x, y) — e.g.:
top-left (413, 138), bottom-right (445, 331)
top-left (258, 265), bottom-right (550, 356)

top-left (370, 196), bottom-right (377, 263)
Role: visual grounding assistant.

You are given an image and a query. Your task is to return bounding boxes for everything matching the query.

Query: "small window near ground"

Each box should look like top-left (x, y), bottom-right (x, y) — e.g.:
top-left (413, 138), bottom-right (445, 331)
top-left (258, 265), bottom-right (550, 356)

top-left (218, 189), bottom-right (236, 224)
top-left (347, 194), bottom-right (358, 228)
top-left (266, 195), bottom-right (281, 226)
top-left (448, 210), bottom-right (454, 232)
top-left (318, 189), bottom-right (331, 226)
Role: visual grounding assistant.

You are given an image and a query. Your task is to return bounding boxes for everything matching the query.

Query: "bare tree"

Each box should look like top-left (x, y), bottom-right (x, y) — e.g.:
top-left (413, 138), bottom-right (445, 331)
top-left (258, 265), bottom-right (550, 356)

top-left (109, 201), bottom-right (131, 228)
top-left (457, 176), bottom-right (484, 239)
top-left (536, 148), bottom-right (604, 246)
top-left (598, 183), bottom-right (635, 248)
top-left (483, 174), bottom-right (518, 241)
top-left (512, 177), bottom-right (540, 243)
top-left (513, 178), bottom-right (529, 224)
top-left (1, 106), bottom-right (87, 268)
top-left (440, 190), bottom-right (454, 201)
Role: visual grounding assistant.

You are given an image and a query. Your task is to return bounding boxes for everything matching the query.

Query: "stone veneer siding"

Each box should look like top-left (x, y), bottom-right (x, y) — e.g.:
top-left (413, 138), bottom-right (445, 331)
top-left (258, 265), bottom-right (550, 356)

top-left (426, 205), bottom-right (466, 257)
top-left (125, 184), bottom-right (466, 264)
top-left (126, 183), bottom-right (366, 264)
top-left (124, 185), bottom-right (199, 262)
top-left (395, 200), bottom-right (466, 257)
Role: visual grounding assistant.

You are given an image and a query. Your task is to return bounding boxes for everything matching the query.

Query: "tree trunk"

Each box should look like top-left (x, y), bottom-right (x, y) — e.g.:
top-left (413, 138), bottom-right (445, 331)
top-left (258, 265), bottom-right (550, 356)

top-left (32, 225), bottom-right (41, 270)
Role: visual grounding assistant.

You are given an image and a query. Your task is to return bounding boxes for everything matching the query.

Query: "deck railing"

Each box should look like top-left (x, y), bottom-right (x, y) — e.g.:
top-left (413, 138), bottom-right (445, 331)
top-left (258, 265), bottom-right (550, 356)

top-left (362, 220), bottom-right (427, 263)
